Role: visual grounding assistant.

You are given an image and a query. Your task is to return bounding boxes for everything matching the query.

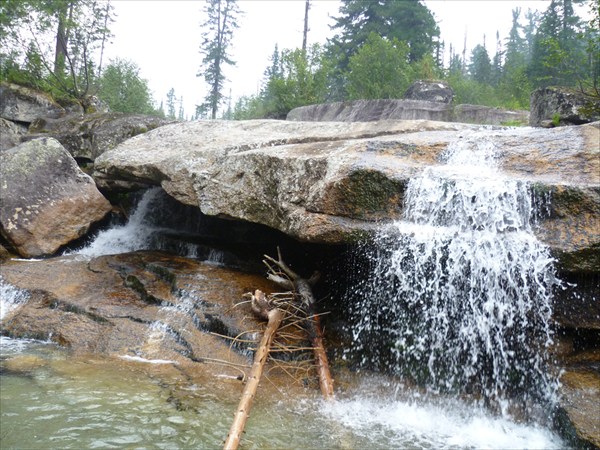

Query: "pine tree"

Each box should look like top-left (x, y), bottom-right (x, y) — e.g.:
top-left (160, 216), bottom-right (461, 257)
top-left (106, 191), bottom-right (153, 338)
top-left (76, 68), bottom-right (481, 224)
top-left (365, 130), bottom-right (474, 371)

top-left (326, 0), bottom-right (439, 97)
top-left (166, 88), bottom-right (176, 119)
top-left (528, 0), bottom-right (586, 87)
top-left (197, 0), bottom-right (241, 119)
top-left (469, 44), bottom-right (492, 84)
top-left (0, 0), bottom-right (114, 101)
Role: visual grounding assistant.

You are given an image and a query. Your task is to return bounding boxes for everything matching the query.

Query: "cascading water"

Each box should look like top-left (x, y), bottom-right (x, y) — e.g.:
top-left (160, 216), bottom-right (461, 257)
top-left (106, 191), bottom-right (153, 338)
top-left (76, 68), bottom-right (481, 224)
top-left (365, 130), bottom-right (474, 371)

top-left (349, 132), bottom-right (560, 416)
top-left (73, 187), bottom-right (162, 258)
top-left (0, 276), bottom-right (29, 321)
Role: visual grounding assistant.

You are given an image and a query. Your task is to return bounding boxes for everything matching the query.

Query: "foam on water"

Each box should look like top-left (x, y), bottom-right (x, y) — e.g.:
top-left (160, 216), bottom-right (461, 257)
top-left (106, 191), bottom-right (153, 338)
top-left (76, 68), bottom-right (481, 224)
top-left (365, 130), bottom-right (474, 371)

top-left (322, 396), bottom-right (564, 449)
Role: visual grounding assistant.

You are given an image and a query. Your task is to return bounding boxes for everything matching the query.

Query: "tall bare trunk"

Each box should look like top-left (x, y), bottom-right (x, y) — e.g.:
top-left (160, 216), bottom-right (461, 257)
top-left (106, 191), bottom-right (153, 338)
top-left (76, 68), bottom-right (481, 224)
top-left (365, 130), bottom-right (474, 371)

top-left (302, 0), bottom-right (310, 53)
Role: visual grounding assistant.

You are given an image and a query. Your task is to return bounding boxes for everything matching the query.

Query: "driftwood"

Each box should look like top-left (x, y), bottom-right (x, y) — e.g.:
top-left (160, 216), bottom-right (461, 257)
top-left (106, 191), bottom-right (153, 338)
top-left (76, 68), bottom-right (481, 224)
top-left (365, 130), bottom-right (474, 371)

top-left (223, 290), bottom-right (283, 450)
top-left (263, 248), bottom-right (335, 400)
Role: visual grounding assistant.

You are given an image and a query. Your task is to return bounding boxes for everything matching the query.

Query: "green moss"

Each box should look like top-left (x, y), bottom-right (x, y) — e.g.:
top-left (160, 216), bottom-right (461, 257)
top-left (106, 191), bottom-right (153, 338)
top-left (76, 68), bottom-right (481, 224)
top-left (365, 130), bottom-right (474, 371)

top-left (334, 169), bottom-right (405, 219)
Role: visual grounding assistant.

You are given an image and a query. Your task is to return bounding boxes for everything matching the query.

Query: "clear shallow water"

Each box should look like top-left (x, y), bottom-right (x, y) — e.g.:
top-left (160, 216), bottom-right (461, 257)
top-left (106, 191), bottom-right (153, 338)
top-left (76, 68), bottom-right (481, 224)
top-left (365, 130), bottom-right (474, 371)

top-left (0, 339), bottom-right (565, 450)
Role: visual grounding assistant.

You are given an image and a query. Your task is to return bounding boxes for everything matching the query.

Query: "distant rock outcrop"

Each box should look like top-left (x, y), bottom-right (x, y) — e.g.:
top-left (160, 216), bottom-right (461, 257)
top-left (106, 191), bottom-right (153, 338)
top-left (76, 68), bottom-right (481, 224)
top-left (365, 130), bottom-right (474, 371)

top-left (287, 99), bottom-right (529, 125)
top-left (530, 86), bottom-right (600, 127)
top-left (0, 138), bottom-right (111, 257)
top-left (0, 81), bottom-right (66, 123)
top-left (0, 81), bottom-right (172, 155)
top-left (404, 80), bottom-right (454, 103)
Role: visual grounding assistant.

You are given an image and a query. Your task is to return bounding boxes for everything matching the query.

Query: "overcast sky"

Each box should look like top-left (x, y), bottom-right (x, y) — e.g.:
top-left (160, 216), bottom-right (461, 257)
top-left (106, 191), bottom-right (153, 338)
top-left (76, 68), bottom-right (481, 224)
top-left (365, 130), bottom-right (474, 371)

top-left (104, 0), bottom-right (554, 118)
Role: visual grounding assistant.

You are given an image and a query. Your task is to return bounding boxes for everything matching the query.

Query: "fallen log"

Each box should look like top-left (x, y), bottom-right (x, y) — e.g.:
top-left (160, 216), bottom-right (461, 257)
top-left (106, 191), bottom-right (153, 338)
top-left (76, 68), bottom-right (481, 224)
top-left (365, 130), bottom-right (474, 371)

top-left (264, 248), bottom-right (335, 400)
top-left (223, 290), bottom-right (283, 450)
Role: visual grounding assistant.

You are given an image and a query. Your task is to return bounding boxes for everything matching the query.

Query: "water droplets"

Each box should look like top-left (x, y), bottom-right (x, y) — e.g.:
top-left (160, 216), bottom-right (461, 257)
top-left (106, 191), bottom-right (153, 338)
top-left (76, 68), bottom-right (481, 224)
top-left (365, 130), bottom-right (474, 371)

top-left (351, 132), bottom-right (560, 413)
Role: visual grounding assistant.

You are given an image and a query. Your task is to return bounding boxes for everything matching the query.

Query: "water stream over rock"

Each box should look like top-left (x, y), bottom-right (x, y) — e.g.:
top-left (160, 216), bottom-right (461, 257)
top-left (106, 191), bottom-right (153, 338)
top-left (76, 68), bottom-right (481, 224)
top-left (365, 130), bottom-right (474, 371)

top-left (1, 131), bottom-right (577, 448)
top-left (348, 132), bottom-right (562, 420)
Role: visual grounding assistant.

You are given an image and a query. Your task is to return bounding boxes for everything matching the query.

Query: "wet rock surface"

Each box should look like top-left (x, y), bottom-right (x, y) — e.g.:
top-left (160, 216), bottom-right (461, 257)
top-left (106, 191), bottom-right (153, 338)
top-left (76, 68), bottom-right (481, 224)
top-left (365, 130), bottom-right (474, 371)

top-left (553, 340), bottom-right (600, 449)
top-left (0, 251), bottom-right (278, 371)
top-left (0, 138), bottom-right (111, 257)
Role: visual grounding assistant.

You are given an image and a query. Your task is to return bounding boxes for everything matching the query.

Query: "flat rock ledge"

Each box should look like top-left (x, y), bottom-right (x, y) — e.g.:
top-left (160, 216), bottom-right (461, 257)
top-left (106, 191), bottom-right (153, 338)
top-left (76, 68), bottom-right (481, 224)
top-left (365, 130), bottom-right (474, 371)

top-left (93, 119), bottom-right (599, 274)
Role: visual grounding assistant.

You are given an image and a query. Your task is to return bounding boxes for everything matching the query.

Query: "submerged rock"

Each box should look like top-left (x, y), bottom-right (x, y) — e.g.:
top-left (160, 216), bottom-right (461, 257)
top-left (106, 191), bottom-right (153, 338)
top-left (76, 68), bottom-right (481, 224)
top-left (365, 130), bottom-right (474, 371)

top-left (0, 138), bottom-right (111, 257)
top-left (0, 251), bottom-right (277, 370)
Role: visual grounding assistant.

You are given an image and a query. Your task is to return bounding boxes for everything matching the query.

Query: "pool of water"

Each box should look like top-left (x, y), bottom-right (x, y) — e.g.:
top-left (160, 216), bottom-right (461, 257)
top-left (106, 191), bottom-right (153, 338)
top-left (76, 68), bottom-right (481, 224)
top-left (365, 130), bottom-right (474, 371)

top-left (1, 337), bottom-right (565, 449)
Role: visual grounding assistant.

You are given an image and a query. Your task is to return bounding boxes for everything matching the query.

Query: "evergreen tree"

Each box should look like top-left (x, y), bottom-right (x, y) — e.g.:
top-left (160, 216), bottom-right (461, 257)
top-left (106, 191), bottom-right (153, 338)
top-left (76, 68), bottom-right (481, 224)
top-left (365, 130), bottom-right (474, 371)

top-left (166, 88), bottom-right (176, 119)
top-left (528, 0), bottom-right (586, 87)
top-left (178, 96), bottom-right (185, 121)
top-left (326, 0), bottom-right (439, 97)
top-left (581, 0), bottom-right (599, 93)
top-left (197, 0), bottom-right (241, 119)
top-left (491, 31), bottom-right (503, 86)
top-left (469, 44), bottom-right (492, 84)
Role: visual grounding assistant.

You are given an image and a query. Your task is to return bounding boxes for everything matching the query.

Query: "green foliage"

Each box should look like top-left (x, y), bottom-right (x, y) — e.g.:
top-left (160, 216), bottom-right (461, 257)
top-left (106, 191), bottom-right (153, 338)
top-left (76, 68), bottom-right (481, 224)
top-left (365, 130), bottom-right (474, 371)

top-left (325, 0), bottom-right (439, 97)
top-left (329, 0), bottom-right (440, 64)
top-left (552, 112), bottom-right (561, 126)
top-left (528, 0), bottom-right (589, 88)
top-left (234, 44), bottom-right (329, 119)
top-left (0, 0), bottom-right (114, 102)
top-left (346, 33), bottom-right (412, 100)
top-left (468, 44), bottom-right (492, 84)
top-left (96, 58), bottom-right (159, 115)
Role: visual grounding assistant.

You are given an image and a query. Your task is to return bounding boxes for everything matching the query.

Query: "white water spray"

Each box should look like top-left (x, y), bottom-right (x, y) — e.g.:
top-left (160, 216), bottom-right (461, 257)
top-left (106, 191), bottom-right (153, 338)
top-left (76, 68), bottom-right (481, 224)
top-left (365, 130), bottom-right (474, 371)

top-left (351, 133), bottom-right (560, 412)
top-left (0, 276), bottom-right (29, 321)
top-left (74, 187), bottom-right (163, 258)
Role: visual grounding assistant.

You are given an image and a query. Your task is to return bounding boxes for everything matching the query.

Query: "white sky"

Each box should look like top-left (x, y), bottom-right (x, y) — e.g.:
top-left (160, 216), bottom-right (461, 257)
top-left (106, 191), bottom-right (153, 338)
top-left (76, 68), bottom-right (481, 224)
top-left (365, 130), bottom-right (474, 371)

top-left (104, 0), bottom-right (554, 118)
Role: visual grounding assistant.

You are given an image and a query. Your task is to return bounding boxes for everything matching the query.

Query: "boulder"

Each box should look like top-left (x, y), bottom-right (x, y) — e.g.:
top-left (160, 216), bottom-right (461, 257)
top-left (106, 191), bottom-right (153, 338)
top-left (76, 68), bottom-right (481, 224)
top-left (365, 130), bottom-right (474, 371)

top-left (530, 86), bottom-right (600, 127)
top-left (404, 80), bottom-right (454, 103)
top-left (0, 81), bottom-right (65, 123)
top-left (0, 137), bottom-right (112, 257)
top-left (287, 99), bottom-right (529, 125)
top-left (93, 120), bottom-right (600, 274)
top-left (25, 112), bottom-right (173, 161)
top-left (0, 117), bottom-right (27, 151)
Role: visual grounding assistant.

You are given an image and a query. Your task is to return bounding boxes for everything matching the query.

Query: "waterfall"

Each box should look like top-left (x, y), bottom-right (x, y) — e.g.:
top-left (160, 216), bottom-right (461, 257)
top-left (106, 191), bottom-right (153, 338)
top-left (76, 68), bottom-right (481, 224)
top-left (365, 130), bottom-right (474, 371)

top-left (350, 133), bottom-right (560, 414)
top-left (73, 187), bottom-right (163, 258)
